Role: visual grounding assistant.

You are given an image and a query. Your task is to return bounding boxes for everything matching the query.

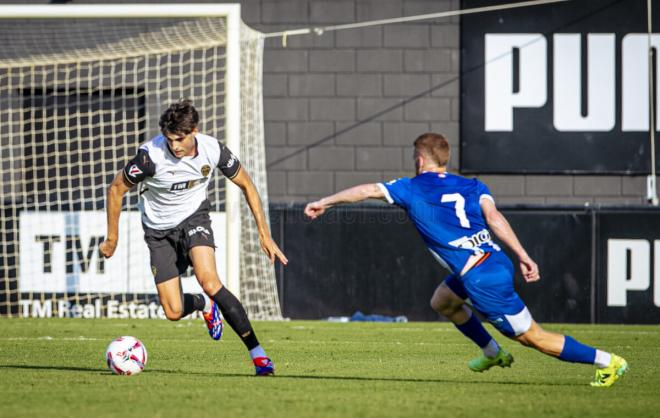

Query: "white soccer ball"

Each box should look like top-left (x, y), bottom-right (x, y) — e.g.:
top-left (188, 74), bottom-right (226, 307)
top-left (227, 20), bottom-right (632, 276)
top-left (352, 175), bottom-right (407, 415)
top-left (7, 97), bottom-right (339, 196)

top-left (105, 336), bottom-right (148, 376)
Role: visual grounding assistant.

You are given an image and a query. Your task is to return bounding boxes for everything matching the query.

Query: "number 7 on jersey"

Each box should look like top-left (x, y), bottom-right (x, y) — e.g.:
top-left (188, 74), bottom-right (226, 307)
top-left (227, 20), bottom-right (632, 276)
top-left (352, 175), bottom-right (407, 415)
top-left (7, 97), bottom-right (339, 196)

top-left (441, 193), bottom-right (470, 228)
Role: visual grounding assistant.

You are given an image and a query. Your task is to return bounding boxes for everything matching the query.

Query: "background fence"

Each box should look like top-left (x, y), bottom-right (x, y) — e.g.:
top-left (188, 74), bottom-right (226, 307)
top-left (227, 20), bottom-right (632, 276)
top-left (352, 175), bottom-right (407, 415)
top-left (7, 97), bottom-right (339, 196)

top-left (270, 203), bottom-right (660, 323)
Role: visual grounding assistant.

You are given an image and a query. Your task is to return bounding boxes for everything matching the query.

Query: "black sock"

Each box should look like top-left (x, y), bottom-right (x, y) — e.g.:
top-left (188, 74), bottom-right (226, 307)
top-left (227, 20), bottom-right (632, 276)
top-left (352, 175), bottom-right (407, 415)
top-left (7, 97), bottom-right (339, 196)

top-left (182, 293), bottom-right (206, 317)
top-left (212, 286), bottom-right (260, 350)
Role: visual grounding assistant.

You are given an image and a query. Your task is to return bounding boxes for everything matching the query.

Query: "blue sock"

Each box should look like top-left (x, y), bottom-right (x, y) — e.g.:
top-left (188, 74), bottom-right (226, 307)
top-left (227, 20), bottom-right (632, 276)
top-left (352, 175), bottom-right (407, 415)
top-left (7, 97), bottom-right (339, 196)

top-left (455, 313), bottom-right (494, 348)
top-left (558, 336), bottom-right (596, 364)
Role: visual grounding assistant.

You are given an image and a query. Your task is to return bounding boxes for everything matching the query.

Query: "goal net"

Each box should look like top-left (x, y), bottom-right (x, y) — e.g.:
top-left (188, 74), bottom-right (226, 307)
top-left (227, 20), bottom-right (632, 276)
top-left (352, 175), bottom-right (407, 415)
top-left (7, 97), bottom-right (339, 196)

top-left (0, 5), bottom-right (282, 319)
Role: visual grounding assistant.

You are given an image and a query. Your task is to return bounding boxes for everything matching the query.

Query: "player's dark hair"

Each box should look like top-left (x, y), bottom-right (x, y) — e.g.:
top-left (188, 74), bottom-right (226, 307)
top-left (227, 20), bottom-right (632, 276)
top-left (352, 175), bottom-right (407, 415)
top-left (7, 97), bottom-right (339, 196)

top-left (159, 99), bottom-right (199, 135)
top-left (414, 132), bottom-right (450, 167)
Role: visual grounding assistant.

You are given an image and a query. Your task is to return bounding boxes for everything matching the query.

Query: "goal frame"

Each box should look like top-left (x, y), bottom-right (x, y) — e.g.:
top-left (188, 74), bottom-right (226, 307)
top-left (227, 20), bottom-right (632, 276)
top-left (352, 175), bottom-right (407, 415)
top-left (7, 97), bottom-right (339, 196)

top-left (0, 3), bottom-right (243, 296)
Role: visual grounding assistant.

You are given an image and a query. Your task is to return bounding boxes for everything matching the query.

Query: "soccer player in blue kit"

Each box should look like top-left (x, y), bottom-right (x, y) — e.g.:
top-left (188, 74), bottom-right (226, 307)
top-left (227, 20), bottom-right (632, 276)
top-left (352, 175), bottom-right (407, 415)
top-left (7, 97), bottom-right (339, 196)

top-left (304, 132), bottom-right (628, 387)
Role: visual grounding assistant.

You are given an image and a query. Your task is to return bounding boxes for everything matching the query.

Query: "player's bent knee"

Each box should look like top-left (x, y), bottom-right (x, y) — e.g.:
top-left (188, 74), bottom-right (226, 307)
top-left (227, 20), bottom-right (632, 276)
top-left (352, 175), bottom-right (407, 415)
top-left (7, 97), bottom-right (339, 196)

top-left (429, 295), bottom-right (445, 313)
top-left (161, 303), bottom-right (184, 321)
top-left (430, 282), bottom-right (466, 317)
top-left (164, 309), bottom-right (183, 321)
top-left (434, 303), bottom-right (460, 318)
top-left (194, 271), bottom-right (221, 295)
top-left (198, 278), bottom-right (221, 296)
top-left (430, 294), bottom-right (459, 316)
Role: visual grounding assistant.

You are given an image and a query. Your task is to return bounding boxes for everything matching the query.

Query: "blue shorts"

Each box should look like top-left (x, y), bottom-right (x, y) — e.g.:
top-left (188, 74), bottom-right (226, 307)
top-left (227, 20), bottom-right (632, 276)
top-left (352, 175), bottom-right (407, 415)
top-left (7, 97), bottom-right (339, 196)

top-left (444, 251), bottom-right (532, 337)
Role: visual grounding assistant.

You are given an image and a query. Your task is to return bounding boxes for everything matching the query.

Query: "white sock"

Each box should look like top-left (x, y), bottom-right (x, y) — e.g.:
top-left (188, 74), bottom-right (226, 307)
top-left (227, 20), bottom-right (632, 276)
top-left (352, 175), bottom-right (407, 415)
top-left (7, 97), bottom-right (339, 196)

top-left (482, 339), bottom-right (500, 358)
top-left (594, 350), bottom-right (611, 368)
top-left (249, 345), bottom-right (267, 360)
top-left (201, 294), bottom-right (211, 313)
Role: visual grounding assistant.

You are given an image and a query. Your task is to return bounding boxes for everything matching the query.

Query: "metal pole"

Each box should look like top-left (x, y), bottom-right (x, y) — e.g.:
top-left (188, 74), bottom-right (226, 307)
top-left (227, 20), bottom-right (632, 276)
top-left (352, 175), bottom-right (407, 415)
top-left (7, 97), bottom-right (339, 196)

top-left (648, 0), bottom-right (659, 205)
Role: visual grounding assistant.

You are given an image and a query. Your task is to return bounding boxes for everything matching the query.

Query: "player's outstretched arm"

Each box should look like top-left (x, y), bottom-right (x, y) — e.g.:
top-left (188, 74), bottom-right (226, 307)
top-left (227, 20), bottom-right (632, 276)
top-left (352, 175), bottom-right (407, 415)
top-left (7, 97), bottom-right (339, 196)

top-left (100, 170), bottom-right (132, 258)
top-left (304, 183), bottom-right (385, 220)
top-left (229, 166), bottom-right (288, 265)
top-left (480, 198), bottom-right (540, 282)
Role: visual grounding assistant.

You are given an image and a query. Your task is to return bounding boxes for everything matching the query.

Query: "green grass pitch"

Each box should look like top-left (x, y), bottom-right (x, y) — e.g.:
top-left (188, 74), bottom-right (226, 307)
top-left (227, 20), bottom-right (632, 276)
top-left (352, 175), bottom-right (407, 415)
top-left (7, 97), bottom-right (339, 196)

top-left (0, 318), bottom-right (658, 418)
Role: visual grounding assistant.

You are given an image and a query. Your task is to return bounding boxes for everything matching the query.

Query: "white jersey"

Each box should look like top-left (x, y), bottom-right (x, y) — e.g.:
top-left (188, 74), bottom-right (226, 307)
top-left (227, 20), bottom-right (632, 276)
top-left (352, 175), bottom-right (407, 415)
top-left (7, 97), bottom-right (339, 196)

top-left (122, 133), bottom-right (240, 230)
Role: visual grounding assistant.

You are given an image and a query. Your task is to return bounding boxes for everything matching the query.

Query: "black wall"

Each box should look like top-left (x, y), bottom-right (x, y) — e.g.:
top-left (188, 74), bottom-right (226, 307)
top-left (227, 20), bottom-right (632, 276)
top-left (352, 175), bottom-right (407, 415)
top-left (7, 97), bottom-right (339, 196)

top-left (271, 206), bottom-right (445, 321)
top-left (271, 204), bottom-right (660, 324)
top-left (461, 0), bottom-right (660, 174)
top-left (596, 211), bottom-right (660, 323)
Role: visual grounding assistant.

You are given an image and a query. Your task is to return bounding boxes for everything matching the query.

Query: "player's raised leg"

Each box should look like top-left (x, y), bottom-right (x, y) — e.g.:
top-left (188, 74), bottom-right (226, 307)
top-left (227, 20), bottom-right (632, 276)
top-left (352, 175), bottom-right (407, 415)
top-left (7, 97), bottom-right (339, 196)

top-left (147, 226), bottom-right (213, 329)
top-left (430, 280), bottom-right (513, 372)
top-left (190, 245), bottom-right (274, 376)
top-left (156, 276), bottom-right (206, 321)
top-left (514, 320), bottom-right (628, 387)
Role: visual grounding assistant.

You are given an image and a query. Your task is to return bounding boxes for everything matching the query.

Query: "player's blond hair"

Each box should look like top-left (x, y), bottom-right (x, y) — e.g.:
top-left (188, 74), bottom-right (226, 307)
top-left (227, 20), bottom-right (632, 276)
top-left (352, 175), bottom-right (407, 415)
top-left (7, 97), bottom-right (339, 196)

top-left (414, 133), bottom-right (450, 167)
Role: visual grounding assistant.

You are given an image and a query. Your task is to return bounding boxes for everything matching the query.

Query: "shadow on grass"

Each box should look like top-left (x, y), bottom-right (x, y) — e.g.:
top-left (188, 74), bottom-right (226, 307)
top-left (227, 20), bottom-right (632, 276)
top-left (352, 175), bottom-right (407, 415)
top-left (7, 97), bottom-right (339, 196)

top-left (149, 368), bottom-right (583, 387)
top-left (238, 373), bottom-right (581, 387)
top-left (0, 364), bottom-right (107, 374)
top-left (0, 364), bottom-right (584, 387)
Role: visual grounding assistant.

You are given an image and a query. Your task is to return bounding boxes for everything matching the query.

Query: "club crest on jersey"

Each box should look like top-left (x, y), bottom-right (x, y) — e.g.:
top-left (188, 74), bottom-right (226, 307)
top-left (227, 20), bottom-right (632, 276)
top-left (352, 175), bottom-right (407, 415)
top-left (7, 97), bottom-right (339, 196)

top-left (201, 164), bottom-right (211, 177)
top-left (128, 165), bottom-right (143, 177)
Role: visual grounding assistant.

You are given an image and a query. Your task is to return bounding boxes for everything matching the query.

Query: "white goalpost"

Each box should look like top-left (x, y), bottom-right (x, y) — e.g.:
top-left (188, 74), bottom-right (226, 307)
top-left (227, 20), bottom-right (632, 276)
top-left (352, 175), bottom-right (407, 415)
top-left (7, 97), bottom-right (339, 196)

top-left (0, 4), bottom-right (282, 319)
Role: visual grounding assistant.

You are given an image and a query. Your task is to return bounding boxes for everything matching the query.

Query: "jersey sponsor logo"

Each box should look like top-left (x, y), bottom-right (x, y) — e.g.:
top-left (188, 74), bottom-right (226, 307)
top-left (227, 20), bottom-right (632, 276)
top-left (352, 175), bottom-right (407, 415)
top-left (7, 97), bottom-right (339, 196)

top-left (170, 178), bottom-right (207, 191)
top-left (171, 181), bottom-right (191, 191)
top-left (201, 164), bottom-right (211, 177)
top-left (128, 165), bottom-right (143, 177)
top-left (448, 229), bottom-right (500, 252)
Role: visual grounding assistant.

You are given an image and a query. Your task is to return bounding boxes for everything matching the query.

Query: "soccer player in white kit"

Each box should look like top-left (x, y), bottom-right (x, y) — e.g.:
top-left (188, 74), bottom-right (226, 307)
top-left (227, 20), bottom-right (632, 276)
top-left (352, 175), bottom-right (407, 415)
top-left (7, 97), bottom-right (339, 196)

top-left (100, 100), bottom-right (287, 376)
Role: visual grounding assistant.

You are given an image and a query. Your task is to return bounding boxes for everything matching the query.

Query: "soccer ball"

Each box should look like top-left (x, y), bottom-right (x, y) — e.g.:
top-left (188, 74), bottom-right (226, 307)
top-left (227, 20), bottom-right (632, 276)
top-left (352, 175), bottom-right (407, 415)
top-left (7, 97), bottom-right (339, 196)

top-left (105, 336), bottom-right (148, 376)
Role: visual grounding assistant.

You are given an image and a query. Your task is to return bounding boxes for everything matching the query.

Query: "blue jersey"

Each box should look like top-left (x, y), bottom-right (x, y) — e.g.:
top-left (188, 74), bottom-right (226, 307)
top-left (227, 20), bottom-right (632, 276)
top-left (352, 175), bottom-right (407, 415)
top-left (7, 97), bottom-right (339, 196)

top-left (379, 172), bottom-right (501, 274)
